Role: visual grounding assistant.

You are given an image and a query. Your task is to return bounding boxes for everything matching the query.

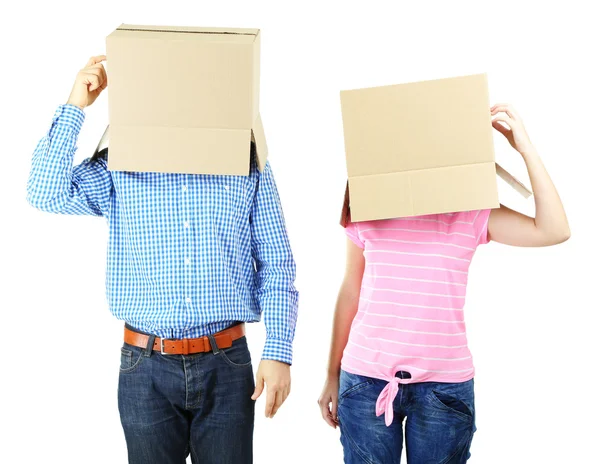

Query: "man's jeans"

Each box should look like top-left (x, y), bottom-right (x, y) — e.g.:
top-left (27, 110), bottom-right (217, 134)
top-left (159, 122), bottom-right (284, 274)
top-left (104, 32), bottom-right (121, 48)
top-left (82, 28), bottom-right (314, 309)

top-left (118, 329), bottom-right (255, 464)
top-left (337, 370), bottom-right (476, 464)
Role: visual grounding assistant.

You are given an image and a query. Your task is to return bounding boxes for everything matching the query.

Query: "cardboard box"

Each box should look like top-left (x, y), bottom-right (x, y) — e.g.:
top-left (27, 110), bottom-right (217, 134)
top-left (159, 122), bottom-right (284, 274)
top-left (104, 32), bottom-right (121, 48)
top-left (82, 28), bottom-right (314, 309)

top-left (106, 24), bottom-right (267, 175)
top-left (340, 73), bottom-right (530, 223)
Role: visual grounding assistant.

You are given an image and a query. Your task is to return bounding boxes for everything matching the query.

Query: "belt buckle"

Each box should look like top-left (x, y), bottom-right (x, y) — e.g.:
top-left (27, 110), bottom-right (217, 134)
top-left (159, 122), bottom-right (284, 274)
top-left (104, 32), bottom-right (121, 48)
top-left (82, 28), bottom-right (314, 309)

top-left (160, 339), bottom-right (175, 355)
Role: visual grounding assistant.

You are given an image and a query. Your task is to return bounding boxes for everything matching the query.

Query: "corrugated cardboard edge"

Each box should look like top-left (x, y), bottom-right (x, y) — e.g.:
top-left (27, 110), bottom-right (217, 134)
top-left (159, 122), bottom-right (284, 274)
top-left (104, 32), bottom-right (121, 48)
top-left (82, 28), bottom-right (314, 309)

top-left (495, 163), bottom-right (531, 198)
top-left (115, 24), bottom-right (259, 35)
top-left (251, 30), bottom-right (264, 171)
top-left (252, 113), bottom-right (268, 172)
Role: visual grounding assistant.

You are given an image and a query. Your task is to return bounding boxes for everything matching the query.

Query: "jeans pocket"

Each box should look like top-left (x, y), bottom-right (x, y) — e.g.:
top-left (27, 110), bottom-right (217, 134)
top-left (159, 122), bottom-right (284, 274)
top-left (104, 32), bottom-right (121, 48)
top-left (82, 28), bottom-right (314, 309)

top-left (338, 371), bottom-right (375, 401)
top-left (429, 389), bottom-right (474, 423)
top-left (119, 345), bottom-right (145, 374)
top-left (219, 337), bottom-right (252, 368)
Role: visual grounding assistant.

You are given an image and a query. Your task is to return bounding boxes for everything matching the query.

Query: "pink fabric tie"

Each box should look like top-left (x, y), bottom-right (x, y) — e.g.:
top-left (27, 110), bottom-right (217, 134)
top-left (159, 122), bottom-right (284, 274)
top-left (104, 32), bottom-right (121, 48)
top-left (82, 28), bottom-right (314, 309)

top-left (376, 378), bottom-right (401, 426)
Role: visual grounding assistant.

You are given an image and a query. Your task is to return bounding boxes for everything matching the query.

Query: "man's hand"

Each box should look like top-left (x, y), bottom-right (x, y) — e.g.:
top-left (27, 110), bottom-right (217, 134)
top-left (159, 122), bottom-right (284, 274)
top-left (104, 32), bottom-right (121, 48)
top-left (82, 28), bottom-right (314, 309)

top-left (66, 55), bottom-right (108, 109)
top-left (251, 360), bottom-right (291, 418)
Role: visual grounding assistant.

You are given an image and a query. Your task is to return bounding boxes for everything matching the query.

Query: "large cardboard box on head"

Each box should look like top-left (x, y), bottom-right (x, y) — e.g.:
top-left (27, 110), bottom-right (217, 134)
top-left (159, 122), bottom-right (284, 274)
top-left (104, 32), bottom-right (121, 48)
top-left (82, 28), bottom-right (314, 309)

top-left (340, 73), bottom-right (531, 223)
top-left (106, 24), bottom-right (267, 175)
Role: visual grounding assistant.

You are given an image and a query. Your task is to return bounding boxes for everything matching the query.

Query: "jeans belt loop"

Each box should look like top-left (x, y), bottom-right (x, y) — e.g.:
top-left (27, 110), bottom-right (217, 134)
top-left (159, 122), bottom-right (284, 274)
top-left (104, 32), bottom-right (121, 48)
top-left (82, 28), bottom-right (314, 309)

top-left (143, 334), bottom-right (156, 358)
top-left (207, 334), bottom-right (220, 355)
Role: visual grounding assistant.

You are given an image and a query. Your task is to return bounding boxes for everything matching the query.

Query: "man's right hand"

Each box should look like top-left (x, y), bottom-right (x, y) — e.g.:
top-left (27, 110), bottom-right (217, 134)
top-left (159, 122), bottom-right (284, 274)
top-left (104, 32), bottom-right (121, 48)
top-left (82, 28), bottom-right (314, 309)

top-left (66, 55), bottom-right (108, 109)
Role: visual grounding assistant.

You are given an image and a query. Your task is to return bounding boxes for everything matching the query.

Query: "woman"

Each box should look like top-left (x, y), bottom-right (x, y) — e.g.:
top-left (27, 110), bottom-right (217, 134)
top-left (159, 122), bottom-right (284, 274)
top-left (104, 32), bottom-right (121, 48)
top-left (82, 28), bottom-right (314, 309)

top-left (318, 104), bottom-right (570, 463)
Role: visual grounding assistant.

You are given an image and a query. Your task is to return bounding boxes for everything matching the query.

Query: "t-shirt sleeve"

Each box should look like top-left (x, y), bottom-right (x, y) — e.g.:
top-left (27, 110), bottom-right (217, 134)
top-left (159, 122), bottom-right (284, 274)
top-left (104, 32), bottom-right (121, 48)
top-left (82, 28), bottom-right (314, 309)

top-left (345, 222), bottom-right (365, 249)
top-left (473, 209), bottom-right (492, 246)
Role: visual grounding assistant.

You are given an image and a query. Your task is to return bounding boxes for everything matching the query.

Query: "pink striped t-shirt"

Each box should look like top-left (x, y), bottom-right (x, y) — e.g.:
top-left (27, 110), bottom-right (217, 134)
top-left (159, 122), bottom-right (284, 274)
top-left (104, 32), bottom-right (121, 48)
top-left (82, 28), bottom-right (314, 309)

top-left (341, 209), bottom-right (491, 426)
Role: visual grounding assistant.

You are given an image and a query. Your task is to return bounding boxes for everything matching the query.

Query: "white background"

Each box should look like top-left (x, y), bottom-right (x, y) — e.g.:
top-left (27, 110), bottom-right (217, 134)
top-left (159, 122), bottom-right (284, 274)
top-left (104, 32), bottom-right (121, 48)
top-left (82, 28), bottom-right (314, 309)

top-left (1, 1), bottom-right (598, 463)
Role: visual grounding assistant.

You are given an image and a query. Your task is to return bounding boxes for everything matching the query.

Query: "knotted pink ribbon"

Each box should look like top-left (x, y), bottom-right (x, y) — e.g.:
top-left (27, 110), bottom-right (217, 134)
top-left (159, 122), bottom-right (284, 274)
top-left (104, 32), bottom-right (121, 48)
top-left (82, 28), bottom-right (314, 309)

top-left (375, 377), bottom-right (402, 426)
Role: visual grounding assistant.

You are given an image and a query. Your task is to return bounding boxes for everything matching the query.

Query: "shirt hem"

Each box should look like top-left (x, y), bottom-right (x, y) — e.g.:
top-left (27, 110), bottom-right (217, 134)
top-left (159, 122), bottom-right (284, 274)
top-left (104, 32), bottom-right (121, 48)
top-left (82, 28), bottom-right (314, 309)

top-left (340, 362), bottom-right (475, 384)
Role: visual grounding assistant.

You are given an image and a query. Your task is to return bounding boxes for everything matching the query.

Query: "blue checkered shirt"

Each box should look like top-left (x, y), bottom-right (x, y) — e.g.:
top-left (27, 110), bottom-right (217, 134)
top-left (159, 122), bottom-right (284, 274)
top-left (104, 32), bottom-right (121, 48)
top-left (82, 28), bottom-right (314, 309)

top-left (27, 105), bottom-right (299, 364)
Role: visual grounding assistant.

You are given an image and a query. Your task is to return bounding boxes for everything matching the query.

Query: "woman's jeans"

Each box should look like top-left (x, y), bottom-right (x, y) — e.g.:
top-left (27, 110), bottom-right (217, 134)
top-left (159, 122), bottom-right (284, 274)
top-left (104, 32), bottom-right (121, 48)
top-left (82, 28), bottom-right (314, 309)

top-left (337, 370), bottom-right (476, 464)
top-left (118, 334), bottom-right (255, 464)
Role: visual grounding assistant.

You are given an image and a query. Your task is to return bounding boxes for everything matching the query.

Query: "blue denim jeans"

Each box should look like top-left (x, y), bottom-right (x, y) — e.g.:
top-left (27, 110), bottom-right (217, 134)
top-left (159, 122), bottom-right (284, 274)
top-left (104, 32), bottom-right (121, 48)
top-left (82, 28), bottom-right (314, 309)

top-left (337, 370), bottom-right (476, 464)
top-left (118, 328), bottom-right (255, 464)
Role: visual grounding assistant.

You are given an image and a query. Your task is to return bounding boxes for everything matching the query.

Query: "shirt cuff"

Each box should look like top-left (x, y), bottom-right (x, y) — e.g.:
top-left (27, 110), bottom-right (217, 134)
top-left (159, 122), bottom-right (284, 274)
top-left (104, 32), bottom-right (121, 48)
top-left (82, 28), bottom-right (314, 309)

top-left (262, 337), bottom-right (293, 365)
top-left (52, 104), bottom-right (86, 133)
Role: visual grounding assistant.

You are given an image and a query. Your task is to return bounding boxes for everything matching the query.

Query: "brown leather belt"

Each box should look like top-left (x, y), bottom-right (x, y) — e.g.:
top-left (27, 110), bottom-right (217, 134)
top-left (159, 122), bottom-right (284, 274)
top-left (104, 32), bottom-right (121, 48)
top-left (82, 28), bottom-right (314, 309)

top-left (124, 323), bottom-right (245, 355)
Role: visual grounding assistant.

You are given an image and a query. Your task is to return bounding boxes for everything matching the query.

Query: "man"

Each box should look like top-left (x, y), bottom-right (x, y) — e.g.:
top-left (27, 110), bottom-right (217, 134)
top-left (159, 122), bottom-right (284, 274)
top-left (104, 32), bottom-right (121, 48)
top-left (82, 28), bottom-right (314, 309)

top-left (27, 55), bottom-right (298, 464)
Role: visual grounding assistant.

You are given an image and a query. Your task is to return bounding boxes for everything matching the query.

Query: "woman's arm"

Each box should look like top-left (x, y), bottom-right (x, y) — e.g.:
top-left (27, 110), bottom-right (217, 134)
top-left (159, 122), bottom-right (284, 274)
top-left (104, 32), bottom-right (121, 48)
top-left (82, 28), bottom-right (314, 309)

top-left (326, 239), bottom-right (365, 377)
top-left (318, 238), bottom-right (365, 427)
top-left (488, 104), bottom-right (570, 246)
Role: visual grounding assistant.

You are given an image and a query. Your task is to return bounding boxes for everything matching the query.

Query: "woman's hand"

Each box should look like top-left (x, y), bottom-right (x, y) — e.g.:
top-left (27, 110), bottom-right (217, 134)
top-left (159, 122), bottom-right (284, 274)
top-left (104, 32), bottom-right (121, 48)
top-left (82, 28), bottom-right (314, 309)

top-left (66, 55), bottom-right (108, 109)
top-left (317, 240), bottom-right (364, 428)
top-left (318, 375), bottom-right (340, 428)
top-left (487, 103), bottom-right (570, 246)
top-left (491, 103), bottom-right (534, 155)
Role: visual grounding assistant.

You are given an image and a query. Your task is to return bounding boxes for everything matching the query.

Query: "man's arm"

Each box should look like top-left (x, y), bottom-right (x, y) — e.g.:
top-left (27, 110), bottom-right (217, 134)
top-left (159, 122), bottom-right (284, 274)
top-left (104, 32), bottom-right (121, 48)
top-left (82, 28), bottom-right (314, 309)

top-left (250, 161), bottom-right (299, 363)
top-left (249, 160), bottom-right (299, 417)
top-left (27, 104), bottom-right (112, 216)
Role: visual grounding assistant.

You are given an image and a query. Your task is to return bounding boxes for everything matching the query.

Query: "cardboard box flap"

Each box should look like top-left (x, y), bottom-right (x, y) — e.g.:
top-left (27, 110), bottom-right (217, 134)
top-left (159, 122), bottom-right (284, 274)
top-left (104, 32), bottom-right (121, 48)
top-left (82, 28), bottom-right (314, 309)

top-left (347, 162), bottom-right (499, 223)
top-left (251, 113), bottom-right (268, 172)
top-left (108, 125), bottom-right (252, 175)
top-left (339, 162), bottom-right (532, 225)
top-left (495, 163), bottom-right (531, 198)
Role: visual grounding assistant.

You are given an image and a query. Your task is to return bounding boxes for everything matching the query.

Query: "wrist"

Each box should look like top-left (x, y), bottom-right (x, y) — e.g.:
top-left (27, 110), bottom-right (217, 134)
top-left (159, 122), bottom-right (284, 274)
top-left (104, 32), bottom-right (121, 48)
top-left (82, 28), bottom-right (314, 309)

top-left (260, 358), bottom-right (290, 367)
top-left (66, 98), bottom-right (85, 110)
top-left (327, 366), bottom-right (341, 379)
top-left (518, 145), bottom-right (538, 159)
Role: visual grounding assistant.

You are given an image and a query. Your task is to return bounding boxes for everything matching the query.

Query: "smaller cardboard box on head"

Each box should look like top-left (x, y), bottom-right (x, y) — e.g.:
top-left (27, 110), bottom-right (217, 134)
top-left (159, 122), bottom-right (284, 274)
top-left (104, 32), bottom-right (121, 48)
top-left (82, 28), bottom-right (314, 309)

top-left (106, 24), bottom-right (267, 175)
top-left (339, 73), bottom-right (531, 224)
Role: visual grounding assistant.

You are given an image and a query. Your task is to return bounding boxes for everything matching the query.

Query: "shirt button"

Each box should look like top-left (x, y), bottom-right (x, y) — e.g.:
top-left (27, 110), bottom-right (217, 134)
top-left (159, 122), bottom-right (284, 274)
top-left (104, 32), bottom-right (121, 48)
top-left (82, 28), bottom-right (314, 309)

top-left (182, 185), bottom-right (188, 192)
top-left (183, 221), bottom-right (189, 229)
top-left (224, 185), bottom-right (230, 191)
top-left (184, 258), bottom-right (191, 265)
top-left (185, 297), bottom-right (191, 304)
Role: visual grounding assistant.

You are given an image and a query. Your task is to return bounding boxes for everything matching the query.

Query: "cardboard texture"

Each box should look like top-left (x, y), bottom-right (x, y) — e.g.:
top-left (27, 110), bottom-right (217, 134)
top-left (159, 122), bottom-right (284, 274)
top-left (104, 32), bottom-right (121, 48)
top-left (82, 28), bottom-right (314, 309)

top-left (106, 24), bottom-right (267, 175)
top-left (340, 73), bottom-right (531, 223)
